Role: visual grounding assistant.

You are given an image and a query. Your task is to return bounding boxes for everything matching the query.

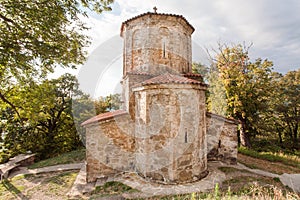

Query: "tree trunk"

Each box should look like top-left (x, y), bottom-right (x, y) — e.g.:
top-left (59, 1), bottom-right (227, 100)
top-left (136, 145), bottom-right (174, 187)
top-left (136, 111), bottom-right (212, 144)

top-left (276, 127), bottom-right (283, 145)
top-left (239, 120), bottom-right (251, 148)
top-left (293, 123), bottom-right (299, 149)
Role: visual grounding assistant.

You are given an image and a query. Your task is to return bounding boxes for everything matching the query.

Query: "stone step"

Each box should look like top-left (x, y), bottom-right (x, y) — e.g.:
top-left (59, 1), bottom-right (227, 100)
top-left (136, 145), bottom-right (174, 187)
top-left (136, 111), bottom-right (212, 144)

top-left (0, 163), bottom-right (20, 180)
top-left (95, 176), bottom-right (108, 187)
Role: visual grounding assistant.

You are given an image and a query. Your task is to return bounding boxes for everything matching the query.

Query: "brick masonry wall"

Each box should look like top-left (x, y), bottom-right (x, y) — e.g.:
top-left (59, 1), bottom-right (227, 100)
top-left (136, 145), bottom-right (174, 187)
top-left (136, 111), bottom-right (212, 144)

top-left (133, 84), bottom-right (208, 183)
top-left (122, 14), bottom-right (193, 76)
top-left (122, 74), bottom-right (154, 114)
top-left (206, 113), bottom-right (238, 164)
top-left (85, 114), bottom-right (135, 182)
top-left (84, 12), bottom-right (239, 184)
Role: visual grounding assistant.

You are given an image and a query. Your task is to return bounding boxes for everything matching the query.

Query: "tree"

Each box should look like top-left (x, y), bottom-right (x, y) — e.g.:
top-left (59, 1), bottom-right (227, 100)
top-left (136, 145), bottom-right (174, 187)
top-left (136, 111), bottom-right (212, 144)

top-left (206, 63), bottom-right (228, 116)
top-left (192, 62), bottom-right (227, 115)
top-left (94, 94), bottom-right (121, 114)
top-left (0, 0), bottom-right (113, 116)
top-left (276, 70), bottom-right (300, 148)
top-left (212, 43), bottom-right (273, 147)
top-left (192, 62), bottom-right (208, 82)
top-left (267, 70), bottom-right (300, 149)
top-left (0, 74), bottom-right (94, 158)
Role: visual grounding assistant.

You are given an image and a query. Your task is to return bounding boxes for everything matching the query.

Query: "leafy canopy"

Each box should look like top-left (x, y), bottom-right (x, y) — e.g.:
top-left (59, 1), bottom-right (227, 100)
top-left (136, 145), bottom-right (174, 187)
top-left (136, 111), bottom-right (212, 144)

top-left (211, 43), bottom-right (274, 147)
top-left (0, 0), bottom-right (113, 118)
top-left (0, 0), bottom-right (113, 83)
top-left (0, 74), bottom-right (95, 158)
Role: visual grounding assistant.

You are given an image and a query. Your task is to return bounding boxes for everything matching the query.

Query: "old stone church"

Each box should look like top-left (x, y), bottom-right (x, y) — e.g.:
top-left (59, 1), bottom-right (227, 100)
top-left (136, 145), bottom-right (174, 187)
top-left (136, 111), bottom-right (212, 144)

top-left (82, 10), bottom-right (238, 184)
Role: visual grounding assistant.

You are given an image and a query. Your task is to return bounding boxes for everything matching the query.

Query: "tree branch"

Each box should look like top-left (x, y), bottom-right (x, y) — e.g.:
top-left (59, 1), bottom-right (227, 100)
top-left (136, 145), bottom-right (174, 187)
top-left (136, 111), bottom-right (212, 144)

top-left (0, 13), bottom-right (14, 24)
top-left (0, 91), bottom-right (23, 122)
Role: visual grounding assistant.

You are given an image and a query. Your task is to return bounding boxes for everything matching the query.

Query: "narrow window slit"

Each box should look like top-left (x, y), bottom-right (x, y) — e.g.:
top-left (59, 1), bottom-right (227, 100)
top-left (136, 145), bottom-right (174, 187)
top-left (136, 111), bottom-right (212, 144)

top-left (163, 42), bottom-right (166, 58)
top-left (184, 129), bottom-right (188, 143)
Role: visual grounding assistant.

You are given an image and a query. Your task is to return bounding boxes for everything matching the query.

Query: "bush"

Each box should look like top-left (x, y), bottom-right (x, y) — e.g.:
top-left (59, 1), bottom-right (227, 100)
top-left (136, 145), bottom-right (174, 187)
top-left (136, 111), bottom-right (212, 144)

top-left (0, 152), bottom-right (10, 164)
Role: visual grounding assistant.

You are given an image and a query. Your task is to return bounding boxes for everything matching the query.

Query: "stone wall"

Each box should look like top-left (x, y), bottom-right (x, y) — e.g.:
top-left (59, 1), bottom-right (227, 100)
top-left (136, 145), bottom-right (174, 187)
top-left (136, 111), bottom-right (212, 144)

top-left (85, 114), bottom-right (135, 182)
top-left (122, 73), bottom-right (154, 114)
top-left (121, 14), bottom-right (193, 76)
top-left (133, 83), bottom-right (208, 183)
top-left (84, 11), bottom-right (239, 184)
top-left (206, 113), bottom-right (238, 164)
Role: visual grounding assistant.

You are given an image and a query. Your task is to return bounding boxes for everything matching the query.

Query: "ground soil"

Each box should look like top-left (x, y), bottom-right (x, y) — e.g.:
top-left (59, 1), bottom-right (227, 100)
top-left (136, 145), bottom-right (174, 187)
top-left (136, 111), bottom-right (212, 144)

top-left (1, 153), bottom-right (300, 199)
top-left (238, 153), bottom-right (300, 174)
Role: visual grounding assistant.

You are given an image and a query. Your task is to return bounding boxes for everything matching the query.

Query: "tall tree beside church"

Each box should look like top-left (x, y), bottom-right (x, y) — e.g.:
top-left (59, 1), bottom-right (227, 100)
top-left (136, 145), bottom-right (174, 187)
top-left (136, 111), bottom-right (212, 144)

top-left (94, 94), bottom-right (121, 114)
top-left (270, 70), bottom-right (300, 148)
top-left (213, 43), bottom-right (273, 147)
top-left (0, 0), bottom-right (113, 117)
top-left (192, 62), bottom-right (227, 116)
top-left (0, 74), bottom-right (94, 158)
top-left (206, 63), bottom-right (228, 116)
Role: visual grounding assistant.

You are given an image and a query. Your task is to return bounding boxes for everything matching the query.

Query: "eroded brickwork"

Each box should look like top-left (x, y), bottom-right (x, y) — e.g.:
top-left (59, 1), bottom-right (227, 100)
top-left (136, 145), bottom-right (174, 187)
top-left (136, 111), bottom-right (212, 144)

top-left (133, 84), bottom-right (207, 183)
top-left (85, 114), bottom-right (135, 182)
top-left (121, 13), bottom-right (193, 76)
top-left (206, 113), bottom-right (238, 164)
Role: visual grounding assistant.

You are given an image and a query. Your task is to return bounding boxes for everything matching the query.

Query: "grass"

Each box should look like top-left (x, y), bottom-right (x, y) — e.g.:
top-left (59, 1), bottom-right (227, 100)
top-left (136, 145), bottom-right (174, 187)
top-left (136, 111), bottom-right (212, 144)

top-left (221, 176), bottom-right (297, 199)
top-left (1, 146), bottom-right (299, 199)
top-left (26, 171), bottom-right (78, 199)
top-left (238, 147), bottom-right (300, 169)
top-left (136, 185), bottom-right (299, 200)
top-left (237, 160), bottom-right (259, 170)
top-left (90, 181), bottom-right (139, 199)
top-left (28, 148), bottom-right (86, 169)
top-left (0, 171), bottom-right (79, 199)
top-left (140, 178), bottom-right (299, 200)
top-left (0, 174), bottom-right (36, 199)
top-left (218, 167), bottom-right (250, 174)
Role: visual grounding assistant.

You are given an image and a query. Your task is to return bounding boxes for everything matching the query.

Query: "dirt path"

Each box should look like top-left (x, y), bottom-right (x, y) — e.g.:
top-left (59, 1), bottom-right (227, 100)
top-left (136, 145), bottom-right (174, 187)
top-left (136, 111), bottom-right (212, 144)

top-left (238, 154), bottom-right (300, 174)
top-left (8, 163), bottom-right (83, 178)
top-left (4, 159), bottom-right (300, 199)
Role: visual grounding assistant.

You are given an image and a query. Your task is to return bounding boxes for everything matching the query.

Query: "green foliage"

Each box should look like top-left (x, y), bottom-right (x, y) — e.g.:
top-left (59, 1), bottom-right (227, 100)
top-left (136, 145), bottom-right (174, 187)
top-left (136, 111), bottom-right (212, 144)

top-left (192, 62), bottom-right (208, 82)
top-left (198, 42), bottom-right (300, 150)
top-left (0, 179), bottom-right (23, 196)
top-left (0, 0), bottom-right (113, 160)
top-left (0, 74), bottom-right (93, 159)
top-left (212, 43), bottom-right (274, 147)
top-left (0, 171), bottom-right (79, 199)
top-left (214, 183), bottom-right (220, 200)
top-left (0, 0), bottom-right (113, 82)
top-left (91, 181), bottom-right (138, 198)
top-left (206, 63), bottom-right (228, 116)
top-left (94, 93), bottom-right (121, 114)
top-left (0, 152), bottom-right (10, 164)
top-left (143, 182), bottom-right (297, 199)
top-left (273, 177), bottom-right (281, 182)
top-left (263, 70), bottom-right (300, 149)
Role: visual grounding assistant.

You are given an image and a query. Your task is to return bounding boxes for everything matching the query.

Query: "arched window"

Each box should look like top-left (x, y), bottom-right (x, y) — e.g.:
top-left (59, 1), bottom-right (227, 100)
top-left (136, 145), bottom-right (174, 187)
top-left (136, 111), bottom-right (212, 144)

top-left (132, 29), bottom-right (140, 50)
top-left (159, 27), bottom-right (169, 59)
top-left (131, 29), bottom-right (140, 69)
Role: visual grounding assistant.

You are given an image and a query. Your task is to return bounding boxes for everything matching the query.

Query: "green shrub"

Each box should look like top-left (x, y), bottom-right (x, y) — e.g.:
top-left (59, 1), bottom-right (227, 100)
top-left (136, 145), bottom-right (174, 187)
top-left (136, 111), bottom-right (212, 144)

top-left (0, 152), bottom-right (10, 164)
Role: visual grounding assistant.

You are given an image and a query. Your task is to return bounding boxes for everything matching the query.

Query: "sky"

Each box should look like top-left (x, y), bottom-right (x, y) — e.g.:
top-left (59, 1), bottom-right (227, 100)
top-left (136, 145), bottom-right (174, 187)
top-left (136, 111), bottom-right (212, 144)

top-left (61, 0), bottom-right (300, 98)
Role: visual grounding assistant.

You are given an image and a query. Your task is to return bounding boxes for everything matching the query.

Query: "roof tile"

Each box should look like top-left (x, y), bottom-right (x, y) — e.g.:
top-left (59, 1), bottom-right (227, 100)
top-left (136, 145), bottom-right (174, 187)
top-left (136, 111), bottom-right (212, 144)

top-left (81, 110), bottom-right (128, 126)
top-left (121, 12), bottom-right (195, 35)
